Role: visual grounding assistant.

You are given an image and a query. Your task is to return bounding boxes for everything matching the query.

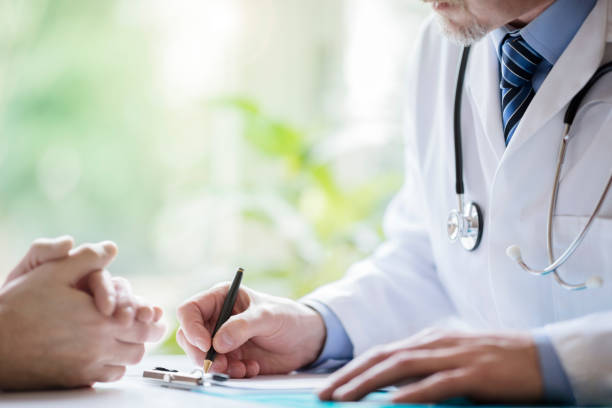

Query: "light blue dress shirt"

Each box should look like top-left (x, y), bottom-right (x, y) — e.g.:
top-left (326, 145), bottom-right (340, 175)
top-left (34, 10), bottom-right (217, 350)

top-left (302, 300), bottom-right (354, 373)
top-left (490, 0), bottom-right (596, 93)
top-left (303, 0), bottom-right (597, 404)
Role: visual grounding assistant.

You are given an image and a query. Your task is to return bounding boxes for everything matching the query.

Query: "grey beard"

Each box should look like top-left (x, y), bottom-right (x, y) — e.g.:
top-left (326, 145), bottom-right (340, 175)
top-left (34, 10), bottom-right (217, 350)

top-left (434, 13), bottom-right (489, 46)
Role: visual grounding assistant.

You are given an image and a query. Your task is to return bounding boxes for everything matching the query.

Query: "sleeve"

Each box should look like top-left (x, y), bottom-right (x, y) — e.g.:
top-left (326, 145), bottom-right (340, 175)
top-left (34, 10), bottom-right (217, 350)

top-left (532, 331), bottom-right (576, 404)
top-left (540, 312), bottom-right (612, 405)
top-left (301, 19), bottom-right (458, 356)
top-left (299, 300), bottom-right (353, 373)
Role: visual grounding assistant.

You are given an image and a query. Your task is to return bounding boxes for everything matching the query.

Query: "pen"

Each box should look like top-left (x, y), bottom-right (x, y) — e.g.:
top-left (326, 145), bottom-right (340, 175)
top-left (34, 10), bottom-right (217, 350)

top-left (203, 267), bottom-right (244, 374)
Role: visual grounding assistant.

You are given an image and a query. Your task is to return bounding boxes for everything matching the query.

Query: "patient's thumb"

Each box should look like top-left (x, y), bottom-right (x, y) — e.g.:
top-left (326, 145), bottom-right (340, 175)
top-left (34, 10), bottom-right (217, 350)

top-left (5, 236), bottom-right (74, 284)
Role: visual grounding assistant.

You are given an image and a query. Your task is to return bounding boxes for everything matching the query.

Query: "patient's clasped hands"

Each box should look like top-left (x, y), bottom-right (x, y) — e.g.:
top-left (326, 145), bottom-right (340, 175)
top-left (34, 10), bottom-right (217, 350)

top-left (0, 236), bottom-right (166, 389)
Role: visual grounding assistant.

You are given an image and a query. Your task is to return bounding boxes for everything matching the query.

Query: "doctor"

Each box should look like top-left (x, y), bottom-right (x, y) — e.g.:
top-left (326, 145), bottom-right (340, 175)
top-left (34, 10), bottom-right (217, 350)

top-left (177, 0), bottom-right (612, 404)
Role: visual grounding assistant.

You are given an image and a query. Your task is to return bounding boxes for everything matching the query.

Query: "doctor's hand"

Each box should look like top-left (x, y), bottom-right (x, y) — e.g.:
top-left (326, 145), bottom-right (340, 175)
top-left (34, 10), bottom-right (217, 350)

top-left (177, 284), bottom-right (326, 377)
top-left (0, 240), bottom-right (166, 390)
top-left (3, 236), bottom-right (163, 324)
top-left (318, 329), bottom-right (543, 404)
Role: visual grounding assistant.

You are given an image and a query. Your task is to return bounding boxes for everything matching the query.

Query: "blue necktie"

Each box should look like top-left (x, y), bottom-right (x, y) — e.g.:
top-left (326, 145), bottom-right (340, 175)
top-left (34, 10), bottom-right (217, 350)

top-left (500, 35), bottom-right (543, 145)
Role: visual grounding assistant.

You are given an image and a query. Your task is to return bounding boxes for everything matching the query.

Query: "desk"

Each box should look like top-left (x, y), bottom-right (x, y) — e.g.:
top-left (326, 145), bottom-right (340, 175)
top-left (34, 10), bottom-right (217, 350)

top-left (0, 355), bottom-right (569, 408)
top-left (0, 355), bottom-right (259, 408)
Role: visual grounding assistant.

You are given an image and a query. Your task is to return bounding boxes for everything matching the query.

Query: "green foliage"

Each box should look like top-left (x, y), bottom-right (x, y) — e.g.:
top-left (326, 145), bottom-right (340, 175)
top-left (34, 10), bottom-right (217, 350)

top-left (0, 0), bottom-right (165, 275)
top-left (211, 97), bottom-right (402, 299)
top-left (155, 98), bottom-right (402, 354)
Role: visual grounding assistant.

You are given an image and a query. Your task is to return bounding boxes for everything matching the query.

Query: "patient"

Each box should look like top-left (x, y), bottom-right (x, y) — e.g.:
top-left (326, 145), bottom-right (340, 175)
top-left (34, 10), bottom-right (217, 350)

top-left (0, 236), bottom-right (166, 390)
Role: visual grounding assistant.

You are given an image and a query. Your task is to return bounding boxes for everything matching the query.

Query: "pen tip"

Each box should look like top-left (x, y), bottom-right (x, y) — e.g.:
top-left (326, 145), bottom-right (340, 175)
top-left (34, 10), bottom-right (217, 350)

top-left (203, 360), bottom-right (212, 374)
top-left (237, 267), bottom-right (244, 273)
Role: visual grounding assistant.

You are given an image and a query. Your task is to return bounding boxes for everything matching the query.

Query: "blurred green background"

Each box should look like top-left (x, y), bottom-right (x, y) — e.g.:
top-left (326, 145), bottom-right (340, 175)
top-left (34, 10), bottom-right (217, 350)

top-left (0, 0), bottom-right (428, 353)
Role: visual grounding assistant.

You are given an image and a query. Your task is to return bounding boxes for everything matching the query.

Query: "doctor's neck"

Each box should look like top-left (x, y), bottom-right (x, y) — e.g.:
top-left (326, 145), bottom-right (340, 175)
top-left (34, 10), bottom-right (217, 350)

top-left (425, 0), bottom-right (555, 45)
top-left (509, 0), bottom-right (555, 28)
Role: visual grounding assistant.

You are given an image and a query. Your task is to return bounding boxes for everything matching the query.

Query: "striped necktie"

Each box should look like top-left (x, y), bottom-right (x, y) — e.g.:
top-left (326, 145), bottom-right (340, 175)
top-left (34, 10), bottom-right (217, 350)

top-left (500, 35), bottom-right (543, 145)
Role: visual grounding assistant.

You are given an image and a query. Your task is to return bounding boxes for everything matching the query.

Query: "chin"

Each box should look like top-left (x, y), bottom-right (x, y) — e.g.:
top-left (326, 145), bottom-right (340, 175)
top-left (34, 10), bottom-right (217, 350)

top-left (434, 13), bottom-right (490, 46)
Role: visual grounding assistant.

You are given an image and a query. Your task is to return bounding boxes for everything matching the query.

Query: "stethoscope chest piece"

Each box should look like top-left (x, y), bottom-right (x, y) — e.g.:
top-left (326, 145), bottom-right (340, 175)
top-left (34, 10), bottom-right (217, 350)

top-left (447, 201), bottom-right (483, 251)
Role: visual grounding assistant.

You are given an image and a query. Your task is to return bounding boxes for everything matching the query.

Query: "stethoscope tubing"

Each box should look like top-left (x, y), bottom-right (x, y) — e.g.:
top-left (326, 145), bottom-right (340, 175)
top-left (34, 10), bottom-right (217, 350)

top-left (451, 46), bottom-right (612, 290)
top-left (453, 46), bottom-right (471, 197)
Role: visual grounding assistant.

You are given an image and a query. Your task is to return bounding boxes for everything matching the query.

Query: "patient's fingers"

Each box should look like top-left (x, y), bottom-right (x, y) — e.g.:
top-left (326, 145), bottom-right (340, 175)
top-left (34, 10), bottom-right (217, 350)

top-left (88, 270), bottom-right (116, 316)
top-left (106, 341), bottom-right (146, 366)
top-left (135, 296), bottom-right (155, 323)
top-left (97, 365), bottom-right (127, 383)
top-left (136, 306), bottom-right (153, 323)
top-left (114, 318), bottom-right (166, 344)
top-left (60, 241), bottom-right (118, 285)
top-left (113, 277), bottom-right (135, 326)
top-left (153, 306), bottom-right (164, 322)
top-left (5, 236), bottom-right (74, 284)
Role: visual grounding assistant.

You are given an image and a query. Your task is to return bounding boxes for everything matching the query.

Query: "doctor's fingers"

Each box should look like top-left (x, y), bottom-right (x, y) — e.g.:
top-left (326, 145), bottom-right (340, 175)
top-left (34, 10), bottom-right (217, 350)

top-left (176, 300), bottom-right (211, 352)
top-left (6, 236), bottom-right (74, 283)
top-left (176, 328), bottom-right (206, 366)
top-left (391, 368), bottom-right (475, 404)
top-left (175, 329), bottom-right (260, 378)
top-left (324, 349), bottom-right (468, 402)
top-left (175, 283), bottom-right (246, 352)
top-left (225, 358), bottom-right (259, 378)
top-left (400, 331), bottom-right (477, 353)
top-left (207, 353), bottom-right (260, 378)
top-left (318, 344), bottom-right (398, 400)
top-left (212, 308), bottom-right (280, 354)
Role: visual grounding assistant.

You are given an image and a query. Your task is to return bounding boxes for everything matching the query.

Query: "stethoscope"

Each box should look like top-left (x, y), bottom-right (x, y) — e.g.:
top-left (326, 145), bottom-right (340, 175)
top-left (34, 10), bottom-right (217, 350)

top-left (447, 46), bottom-right (612, 290)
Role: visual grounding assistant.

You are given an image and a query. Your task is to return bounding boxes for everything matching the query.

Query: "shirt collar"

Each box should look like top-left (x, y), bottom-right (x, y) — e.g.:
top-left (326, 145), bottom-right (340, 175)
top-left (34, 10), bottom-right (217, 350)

top-left (490, 0), bottom-right (596, 65)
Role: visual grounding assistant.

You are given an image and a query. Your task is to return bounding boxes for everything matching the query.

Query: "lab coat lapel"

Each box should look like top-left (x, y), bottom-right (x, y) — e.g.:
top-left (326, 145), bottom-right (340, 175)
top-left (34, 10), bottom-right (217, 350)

top-left (504, 0), bottom-right (609, 155)
top-left (466, 36), bottom-right (506, 163)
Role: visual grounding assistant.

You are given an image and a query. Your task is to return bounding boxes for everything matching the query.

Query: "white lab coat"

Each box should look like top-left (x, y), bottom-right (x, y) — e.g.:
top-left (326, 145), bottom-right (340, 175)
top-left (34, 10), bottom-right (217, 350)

top-left (304, 0), bottom-right (612, 404)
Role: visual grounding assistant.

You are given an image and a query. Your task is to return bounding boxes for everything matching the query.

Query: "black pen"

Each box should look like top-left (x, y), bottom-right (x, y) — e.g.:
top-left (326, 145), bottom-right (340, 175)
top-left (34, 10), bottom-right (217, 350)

top-left (203, 267), bottom-right (244, 374)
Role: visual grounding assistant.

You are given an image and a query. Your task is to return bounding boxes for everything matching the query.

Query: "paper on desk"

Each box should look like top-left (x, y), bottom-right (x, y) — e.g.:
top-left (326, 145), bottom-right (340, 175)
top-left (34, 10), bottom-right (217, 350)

top-left (208, 373), bottom-right (329, 393)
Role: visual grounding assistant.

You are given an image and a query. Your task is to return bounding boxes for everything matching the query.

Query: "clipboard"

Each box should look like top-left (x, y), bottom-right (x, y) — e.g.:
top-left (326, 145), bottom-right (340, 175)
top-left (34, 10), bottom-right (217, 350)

top-left (142, 367), bottom-right (229, 390)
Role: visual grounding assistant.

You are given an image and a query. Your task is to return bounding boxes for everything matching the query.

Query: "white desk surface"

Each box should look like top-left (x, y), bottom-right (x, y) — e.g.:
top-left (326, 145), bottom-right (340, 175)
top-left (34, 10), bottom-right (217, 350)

top-left (0, 355), bottom-right (262, 408)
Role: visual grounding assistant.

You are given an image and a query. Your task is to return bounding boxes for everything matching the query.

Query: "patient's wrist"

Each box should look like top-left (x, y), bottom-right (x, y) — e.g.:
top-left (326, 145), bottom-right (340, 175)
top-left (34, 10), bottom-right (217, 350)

top-left (0, 297), bottom-right (16, 388)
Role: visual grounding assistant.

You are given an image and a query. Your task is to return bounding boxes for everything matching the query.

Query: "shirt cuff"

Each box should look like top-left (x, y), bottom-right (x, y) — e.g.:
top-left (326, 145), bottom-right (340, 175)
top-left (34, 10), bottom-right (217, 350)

top-left (300, 300), bottom-right (354, 373)
top-left (532, 331), bottom-right (576, 404)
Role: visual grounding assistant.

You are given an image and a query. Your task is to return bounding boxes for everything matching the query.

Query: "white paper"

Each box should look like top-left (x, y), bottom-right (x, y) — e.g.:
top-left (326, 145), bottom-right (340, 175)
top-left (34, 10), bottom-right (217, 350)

top-left (209, 373), bottom-right (329, 392)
